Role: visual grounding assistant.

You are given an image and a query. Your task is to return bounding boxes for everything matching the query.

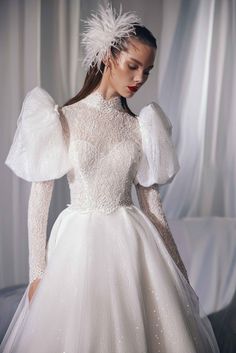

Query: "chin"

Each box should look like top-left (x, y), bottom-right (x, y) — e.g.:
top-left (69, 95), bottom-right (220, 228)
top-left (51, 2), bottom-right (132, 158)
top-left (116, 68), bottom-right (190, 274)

top-left (124, 89), bottom-right (136, 97)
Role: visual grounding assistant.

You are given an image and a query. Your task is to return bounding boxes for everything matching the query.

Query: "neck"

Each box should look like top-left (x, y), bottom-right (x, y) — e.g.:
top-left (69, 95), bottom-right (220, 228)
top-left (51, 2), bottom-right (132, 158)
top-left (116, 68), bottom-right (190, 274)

top-left (95, 84), bottom-right (121, 101)
top-left (82, 89), bottom-right (123, 112)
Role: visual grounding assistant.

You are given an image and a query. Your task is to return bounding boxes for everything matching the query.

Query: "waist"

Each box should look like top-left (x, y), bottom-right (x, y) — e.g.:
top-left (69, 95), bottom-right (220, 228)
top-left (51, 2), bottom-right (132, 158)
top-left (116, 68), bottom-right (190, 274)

top-left (68, 185), bottom-right (133, 214)
top-left (66, 201), bottom-right (134, 215)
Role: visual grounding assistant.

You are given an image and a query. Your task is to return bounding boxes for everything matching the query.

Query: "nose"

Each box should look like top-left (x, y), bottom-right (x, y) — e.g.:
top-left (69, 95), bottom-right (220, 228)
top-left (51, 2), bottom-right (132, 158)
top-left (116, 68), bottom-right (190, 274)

top-left (134, 70), bottom-right (146, 85)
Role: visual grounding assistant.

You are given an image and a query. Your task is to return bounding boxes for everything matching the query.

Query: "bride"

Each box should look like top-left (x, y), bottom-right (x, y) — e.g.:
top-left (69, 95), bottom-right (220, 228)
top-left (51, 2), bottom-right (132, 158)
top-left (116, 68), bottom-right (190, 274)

top-left (1, 3), bottom-right (220, 352)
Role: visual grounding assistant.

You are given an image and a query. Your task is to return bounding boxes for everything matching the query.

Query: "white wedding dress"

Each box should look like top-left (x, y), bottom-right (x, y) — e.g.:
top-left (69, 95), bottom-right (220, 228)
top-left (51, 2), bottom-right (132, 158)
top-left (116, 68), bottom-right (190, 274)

top-left (0, 87), bottom-right (220, 352)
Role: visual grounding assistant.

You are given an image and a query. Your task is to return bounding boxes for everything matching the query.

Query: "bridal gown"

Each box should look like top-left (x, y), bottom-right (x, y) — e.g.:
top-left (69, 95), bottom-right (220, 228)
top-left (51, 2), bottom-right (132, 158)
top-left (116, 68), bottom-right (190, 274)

top-left (1, 86), bottom-right (220, 352)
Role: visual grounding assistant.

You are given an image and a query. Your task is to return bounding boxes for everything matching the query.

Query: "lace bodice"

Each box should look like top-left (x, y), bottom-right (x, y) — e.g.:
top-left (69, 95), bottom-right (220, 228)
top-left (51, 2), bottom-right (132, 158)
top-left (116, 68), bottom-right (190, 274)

top-left (5, 86), bottom-right (184, 283)
top-left (61, 90), bottom-right (142, 214)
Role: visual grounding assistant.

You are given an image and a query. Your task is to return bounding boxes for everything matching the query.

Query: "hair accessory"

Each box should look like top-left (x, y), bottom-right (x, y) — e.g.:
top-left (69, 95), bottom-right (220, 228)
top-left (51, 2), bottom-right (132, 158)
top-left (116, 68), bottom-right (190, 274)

top-left (80, 2), bottom-right (143, 73)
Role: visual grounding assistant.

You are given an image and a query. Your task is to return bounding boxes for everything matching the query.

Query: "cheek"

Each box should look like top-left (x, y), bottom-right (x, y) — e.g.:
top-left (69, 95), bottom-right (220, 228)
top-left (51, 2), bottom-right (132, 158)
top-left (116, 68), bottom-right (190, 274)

top-left (115, 58), bottom-right (132, 78)
top-left (115, 65), bottom-right (132, 83)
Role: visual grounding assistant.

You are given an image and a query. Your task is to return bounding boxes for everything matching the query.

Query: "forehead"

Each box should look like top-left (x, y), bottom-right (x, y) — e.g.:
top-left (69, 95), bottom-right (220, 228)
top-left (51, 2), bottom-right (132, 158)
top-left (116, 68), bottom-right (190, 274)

top-left (121, 37), bottom-right (156, 65)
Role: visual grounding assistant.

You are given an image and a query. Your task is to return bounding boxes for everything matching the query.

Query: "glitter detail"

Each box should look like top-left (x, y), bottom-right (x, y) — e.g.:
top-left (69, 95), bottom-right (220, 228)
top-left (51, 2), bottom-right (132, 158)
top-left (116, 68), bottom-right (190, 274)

top-left (3, 85), bottom-right (220, 353)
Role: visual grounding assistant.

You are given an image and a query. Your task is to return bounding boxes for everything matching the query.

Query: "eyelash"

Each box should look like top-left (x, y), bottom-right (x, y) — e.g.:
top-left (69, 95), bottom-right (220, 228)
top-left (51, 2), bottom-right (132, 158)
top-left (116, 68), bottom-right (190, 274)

top-left (128, 65), bottom-right (150, 76)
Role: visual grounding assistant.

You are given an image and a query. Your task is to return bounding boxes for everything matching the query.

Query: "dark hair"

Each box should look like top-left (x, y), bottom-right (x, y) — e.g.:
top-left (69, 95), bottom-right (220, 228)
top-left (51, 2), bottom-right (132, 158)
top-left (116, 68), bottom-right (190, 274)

top-left (62, 24), bottom-right (157, 117)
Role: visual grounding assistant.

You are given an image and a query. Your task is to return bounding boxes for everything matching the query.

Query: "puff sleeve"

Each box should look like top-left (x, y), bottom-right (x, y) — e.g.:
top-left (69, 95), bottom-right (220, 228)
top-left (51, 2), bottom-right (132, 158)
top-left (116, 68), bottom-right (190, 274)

top-left (134, 102), bottom-right (180, 187)
top-left (5, 86), bottom-right (72, 182)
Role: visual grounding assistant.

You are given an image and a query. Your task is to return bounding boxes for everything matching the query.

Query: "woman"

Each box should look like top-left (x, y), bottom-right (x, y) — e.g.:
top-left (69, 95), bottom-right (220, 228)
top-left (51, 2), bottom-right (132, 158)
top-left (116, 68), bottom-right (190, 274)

top-left (1, 3), bottom-right (220, 352)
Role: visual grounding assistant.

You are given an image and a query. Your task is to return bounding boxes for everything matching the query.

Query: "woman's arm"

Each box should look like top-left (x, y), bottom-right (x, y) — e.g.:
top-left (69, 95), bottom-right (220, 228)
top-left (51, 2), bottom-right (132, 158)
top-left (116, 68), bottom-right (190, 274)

top-left (27, 180), bottom-right (54, 284)
top-left (135, 183), bottom-right (189, 284)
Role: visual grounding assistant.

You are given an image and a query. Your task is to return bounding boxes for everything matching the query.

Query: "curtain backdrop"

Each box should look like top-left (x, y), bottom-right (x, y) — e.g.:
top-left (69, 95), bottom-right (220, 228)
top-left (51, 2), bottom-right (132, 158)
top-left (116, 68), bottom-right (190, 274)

top-left (0, 0), bottom-right (83, 289)
top-left (0, 0), bottom-right (235, 289)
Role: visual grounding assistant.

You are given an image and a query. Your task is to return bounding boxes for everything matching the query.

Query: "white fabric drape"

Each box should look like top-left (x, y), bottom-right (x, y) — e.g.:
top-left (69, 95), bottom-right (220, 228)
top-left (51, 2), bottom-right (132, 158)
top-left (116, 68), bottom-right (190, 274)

top-left (155, 0), bottom-right (236, 218)
top-left (1, 0), bottom-right (41, 289)
top-left (0, 0), bottom-right (82, 289)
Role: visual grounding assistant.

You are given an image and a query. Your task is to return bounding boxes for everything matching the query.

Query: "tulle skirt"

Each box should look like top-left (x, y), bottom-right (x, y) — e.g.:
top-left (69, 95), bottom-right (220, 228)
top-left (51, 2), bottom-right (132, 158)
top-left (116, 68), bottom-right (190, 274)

top-left (0, 205), bottom-right (220, 353)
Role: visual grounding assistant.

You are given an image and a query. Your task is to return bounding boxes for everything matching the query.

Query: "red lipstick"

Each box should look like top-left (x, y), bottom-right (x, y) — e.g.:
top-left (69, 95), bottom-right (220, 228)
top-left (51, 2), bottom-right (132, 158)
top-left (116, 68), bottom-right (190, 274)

top-left (127, 86), bottom-right (138, 92)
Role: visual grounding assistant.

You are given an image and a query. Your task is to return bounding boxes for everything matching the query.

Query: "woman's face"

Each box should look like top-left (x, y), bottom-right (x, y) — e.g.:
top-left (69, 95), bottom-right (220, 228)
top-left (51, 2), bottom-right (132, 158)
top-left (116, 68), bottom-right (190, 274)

top-left (103, 37), bottom-right (156, 98)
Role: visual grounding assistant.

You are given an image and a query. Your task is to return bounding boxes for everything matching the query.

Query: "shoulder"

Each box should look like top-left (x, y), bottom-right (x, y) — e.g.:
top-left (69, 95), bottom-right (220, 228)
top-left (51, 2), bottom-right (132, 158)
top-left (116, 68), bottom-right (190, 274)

top-left (137, 101), bottom-right (173, 133)
top-left (134, 101), bottom-right (180, 187)
top-left (60, 100), bottom-right (86, 139)
top-left (60, 100), bottom-right (86, 122)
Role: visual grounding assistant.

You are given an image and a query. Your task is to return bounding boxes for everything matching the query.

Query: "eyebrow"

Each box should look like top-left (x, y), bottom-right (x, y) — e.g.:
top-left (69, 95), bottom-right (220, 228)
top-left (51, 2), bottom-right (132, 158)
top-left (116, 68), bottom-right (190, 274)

top-left (129, 57), bottom-right (154, 69)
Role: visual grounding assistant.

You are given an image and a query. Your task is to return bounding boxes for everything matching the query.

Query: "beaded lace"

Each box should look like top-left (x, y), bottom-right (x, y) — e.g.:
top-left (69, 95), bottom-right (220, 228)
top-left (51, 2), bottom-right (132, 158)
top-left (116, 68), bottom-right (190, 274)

top-left (28, 89), bottom-right (187, 284)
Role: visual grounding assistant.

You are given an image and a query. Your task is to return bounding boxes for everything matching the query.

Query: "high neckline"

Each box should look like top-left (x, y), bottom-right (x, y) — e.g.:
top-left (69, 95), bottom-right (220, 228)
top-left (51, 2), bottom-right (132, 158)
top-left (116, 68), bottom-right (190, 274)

top-left (81, 89), bottom-right (124, 112)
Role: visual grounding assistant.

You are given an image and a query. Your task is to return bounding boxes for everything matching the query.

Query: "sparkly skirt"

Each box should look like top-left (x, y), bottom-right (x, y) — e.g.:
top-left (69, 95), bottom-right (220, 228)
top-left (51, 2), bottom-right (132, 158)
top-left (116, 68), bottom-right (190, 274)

top-left (0, 205), bottom-right (219, 353)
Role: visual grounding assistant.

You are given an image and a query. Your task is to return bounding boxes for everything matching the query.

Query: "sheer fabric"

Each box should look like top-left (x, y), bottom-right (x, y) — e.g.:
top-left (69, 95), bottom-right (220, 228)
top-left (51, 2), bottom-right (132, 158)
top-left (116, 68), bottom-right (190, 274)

top-left (1, 87), bottom-right (220, 353)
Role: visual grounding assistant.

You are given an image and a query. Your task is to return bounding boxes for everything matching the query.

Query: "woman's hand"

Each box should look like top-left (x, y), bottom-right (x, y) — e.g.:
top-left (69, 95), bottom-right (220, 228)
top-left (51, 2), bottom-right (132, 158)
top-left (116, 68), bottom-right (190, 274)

top-left (28, 278), bottom-right (41, 303)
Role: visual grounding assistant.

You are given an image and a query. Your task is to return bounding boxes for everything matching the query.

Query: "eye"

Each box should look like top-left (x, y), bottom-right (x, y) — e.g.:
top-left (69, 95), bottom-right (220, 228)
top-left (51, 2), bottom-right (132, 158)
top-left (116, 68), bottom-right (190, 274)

top-left (128, 64), bottom-right (137, 70)
top-left (128, 64), bottom-right (150, 76)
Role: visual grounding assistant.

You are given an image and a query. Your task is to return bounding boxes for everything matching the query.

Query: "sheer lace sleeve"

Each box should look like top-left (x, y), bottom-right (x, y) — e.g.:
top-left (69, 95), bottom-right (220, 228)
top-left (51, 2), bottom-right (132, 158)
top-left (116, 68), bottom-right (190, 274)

top-left (27, 180), bottom-right (54, 283)
top-left (135, 182), bottom-right (189, 284)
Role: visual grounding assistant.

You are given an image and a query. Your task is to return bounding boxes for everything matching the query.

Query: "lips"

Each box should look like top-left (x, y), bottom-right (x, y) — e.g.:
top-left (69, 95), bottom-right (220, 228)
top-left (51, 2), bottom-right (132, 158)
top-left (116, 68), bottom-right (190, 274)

top-left (128, 86), bottom-right (138, 92)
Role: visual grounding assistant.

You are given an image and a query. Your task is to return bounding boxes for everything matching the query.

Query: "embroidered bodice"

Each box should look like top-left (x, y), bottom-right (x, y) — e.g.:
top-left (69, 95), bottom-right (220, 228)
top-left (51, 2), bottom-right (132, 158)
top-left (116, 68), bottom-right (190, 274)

top-left (5, 86), bottom-right (187, 284)
top-left (61, 90), bottom-right (142, 214)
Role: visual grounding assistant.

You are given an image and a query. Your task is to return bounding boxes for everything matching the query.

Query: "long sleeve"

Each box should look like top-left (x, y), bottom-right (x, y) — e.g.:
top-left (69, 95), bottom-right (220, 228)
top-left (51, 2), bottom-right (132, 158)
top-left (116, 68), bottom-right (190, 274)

top-left (27, 180), bottom-right (54, 283)
top-left (3, 86), bottom-right (72, 284)
top-left (135, 182), bottom-right (189, 284)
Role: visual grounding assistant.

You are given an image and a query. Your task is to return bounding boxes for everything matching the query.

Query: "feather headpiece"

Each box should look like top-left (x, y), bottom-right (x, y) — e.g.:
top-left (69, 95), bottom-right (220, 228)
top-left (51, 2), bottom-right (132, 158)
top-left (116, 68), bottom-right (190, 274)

top-left (80, 2), bottom-right (143, 73)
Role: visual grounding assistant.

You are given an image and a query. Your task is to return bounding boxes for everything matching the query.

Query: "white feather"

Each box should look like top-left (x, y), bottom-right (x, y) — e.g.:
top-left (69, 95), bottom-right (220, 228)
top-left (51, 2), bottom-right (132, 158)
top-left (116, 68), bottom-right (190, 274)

top-left (80, 2), bottom-right (143, 72)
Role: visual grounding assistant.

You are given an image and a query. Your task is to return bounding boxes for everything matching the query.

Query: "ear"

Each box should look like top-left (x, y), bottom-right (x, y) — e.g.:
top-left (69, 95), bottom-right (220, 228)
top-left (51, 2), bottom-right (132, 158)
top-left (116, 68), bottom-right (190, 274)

top-left (102, 55), bottom-right (111, 68)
